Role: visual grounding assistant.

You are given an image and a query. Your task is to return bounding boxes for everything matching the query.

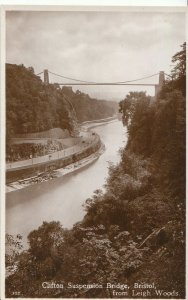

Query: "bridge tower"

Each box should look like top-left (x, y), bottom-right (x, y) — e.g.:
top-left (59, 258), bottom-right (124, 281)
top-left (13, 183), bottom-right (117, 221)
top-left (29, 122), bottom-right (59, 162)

top-left (44, 69), bottom-right (49, 85)
top-left (155, 71), bottom-right (165, 98)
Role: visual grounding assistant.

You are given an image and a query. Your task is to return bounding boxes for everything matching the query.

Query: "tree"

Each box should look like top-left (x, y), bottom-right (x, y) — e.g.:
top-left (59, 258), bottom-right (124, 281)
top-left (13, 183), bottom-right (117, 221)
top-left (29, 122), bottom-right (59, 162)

top-left (6, 234), bottom-right (23, 268)
top-left (171, 42), bottom-right (186, 96)
top-left (119, 92), bottom-right (153, 155)
top-left (171, 42), bottom-right (186, 79)
top-left (6, 221), bottom-right (146, 298)
top-left (161, 42), bottom-right (186, 97)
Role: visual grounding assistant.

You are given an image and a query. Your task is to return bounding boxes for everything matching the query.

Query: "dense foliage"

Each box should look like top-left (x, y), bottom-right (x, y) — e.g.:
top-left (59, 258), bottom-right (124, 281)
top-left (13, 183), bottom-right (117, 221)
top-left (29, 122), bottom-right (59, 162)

top-left (6, 64), bottom-right (73, 136)
top-left (6, 44), bottom-right (186, 298)
top-left (6, 64), bottom-right (117, 138)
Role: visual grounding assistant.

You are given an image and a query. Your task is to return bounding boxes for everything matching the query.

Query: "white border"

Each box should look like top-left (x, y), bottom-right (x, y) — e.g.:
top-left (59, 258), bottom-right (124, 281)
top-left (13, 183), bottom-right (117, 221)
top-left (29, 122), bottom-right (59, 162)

top-left (0, 0), bottom-right (187, 6)
top-left (0, 5), bottom-right (5, 300)
top-left (1, 5), bottom-right (188, 12)
top-left (0, 4), bottom-right (187, 300)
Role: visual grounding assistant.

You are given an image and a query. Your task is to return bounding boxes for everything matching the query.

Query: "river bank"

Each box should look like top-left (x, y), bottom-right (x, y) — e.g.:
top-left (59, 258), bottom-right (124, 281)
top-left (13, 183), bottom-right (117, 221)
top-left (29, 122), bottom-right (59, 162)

top-left (6, 142), bottom-right (105, 193)
top-left (6, 120), bottom-right (126, 247)
top-left (6, 118), bottom-right (117, 193)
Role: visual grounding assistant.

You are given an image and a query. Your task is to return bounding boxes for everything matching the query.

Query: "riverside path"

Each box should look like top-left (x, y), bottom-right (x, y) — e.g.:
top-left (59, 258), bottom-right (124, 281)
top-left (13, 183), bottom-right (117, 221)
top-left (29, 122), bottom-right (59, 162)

top-left (6, 131), bottom-right (97, 171)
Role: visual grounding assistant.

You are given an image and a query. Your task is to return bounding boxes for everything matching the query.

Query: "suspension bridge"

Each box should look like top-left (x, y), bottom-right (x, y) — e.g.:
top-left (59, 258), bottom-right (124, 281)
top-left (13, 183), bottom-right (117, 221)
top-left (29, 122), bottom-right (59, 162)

top-left (36, 69), bottom-right (168, 97)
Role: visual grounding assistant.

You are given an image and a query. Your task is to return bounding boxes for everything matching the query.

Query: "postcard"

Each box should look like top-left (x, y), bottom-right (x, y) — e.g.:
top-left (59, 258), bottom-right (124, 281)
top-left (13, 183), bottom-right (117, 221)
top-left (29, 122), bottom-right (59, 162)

top-left (1, 4), bottom-right (187, 299)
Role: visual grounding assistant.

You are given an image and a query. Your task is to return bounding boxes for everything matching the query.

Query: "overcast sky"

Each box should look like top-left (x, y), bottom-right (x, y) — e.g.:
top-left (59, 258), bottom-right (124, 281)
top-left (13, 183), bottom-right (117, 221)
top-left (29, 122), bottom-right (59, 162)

top-left (6, 10), bottom-right (185, 100)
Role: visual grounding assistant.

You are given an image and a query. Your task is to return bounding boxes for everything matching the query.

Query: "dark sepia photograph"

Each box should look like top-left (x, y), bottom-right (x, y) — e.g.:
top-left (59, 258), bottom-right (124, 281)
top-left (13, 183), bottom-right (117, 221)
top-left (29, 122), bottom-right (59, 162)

top-left (4, 7), bottom-right (186, 299)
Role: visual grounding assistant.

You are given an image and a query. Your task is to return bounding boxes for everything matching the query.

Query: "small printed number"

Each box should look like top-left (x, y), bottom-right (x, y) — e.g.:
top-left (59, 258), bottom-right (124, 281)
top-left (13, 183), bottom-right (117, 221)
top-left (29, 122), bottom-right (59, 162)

top-left (12, 291), bottom-right (20, 296)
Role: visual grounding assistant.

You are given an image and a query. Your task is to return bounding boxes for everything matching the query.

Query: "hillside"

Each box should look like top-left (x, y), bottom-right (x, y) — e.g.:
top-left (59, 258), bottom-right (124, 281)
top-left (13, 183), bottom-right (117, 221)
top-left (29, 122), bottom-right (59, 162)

top-left (6, 64), bottom-right (74, 137)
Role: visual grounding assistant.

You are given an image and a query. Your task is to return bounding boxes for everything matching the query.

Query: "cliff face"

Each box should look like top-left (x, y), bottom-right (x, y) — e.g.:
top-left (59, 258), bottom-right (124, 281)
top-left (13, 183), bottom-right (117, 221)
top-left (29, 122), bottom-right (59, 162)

top-left (62, 86), bottom-right (118, 122)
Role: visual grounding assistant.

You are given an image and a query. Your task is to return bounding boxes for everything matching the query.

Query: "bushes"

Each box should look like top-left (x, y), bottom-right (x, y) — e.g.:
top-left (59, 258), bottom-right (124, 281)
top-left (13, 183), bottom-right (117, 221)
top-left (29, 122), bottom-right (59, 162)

top-left (82, 152), bottom-right (152, 233)
top-left (6, 222), bottom-right (147, 298)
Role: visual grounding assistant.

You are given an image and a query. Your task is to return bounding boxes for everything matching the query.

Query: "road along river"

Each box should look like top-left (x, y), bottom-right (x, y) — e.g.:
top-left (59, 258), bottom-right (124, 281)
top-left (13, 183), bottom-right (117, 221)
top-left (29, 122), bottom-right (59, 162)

top-left (6, 120), bottom-right (127, 247)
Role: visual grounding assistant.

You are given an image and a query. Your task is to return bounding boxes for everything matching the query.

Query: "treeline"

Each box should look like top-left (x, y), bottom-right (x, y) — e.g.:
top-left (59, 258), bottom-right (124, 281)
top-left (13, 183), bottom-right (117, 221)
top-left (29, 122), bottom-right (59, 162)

top-left (6, 43), bottom-right (186, 298)
top-left (6, 63), bottom-right (117, 138)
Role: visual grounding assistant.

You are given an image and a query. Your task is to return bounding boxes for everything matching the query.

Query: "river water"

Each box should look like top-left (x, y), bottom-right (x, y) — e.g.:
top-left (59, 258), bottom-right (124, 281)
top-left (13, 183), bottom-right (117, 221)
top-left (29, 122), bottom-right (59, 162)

top-left (6, 120), bottom-right (127, 246)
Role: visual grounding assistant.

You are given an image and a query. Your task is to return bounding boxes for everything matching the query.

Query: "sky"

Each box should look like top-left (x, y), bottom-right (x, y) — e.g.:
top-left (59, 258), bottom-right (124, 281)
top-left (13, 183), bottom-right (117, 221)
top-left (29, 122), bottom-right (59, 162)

top-left (6, 10), bottom-right (186, 101)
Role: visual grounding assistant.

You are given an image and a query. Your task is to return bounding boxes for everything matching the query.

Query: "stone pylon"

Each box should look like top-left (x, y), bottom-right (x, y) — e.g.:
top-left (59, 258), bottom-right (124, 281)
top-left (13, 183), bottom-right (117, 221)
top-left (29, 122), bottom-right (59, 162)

top-left (44, 69), bottom-right (49, 85)
top-left (155, 71), bottom-right (165, 98)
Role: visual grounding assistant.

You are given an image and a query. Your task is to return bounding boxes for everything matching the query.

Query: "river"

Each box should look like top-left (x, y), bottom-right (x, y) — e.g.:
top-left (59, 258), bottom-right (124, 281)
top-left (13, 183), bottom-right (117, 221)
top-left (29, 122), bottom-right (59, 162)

top-left (6, 120), bottom-right (127, 246)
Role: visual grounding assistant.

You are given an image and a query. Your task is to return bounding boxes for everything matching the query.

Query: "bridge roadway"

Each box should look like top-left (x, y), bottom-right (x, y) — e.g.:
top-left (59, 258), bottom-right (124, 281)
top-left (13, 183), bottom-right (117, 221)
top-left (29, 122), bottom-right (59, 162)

top-left (6, 131), bottom-right (97, 171)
